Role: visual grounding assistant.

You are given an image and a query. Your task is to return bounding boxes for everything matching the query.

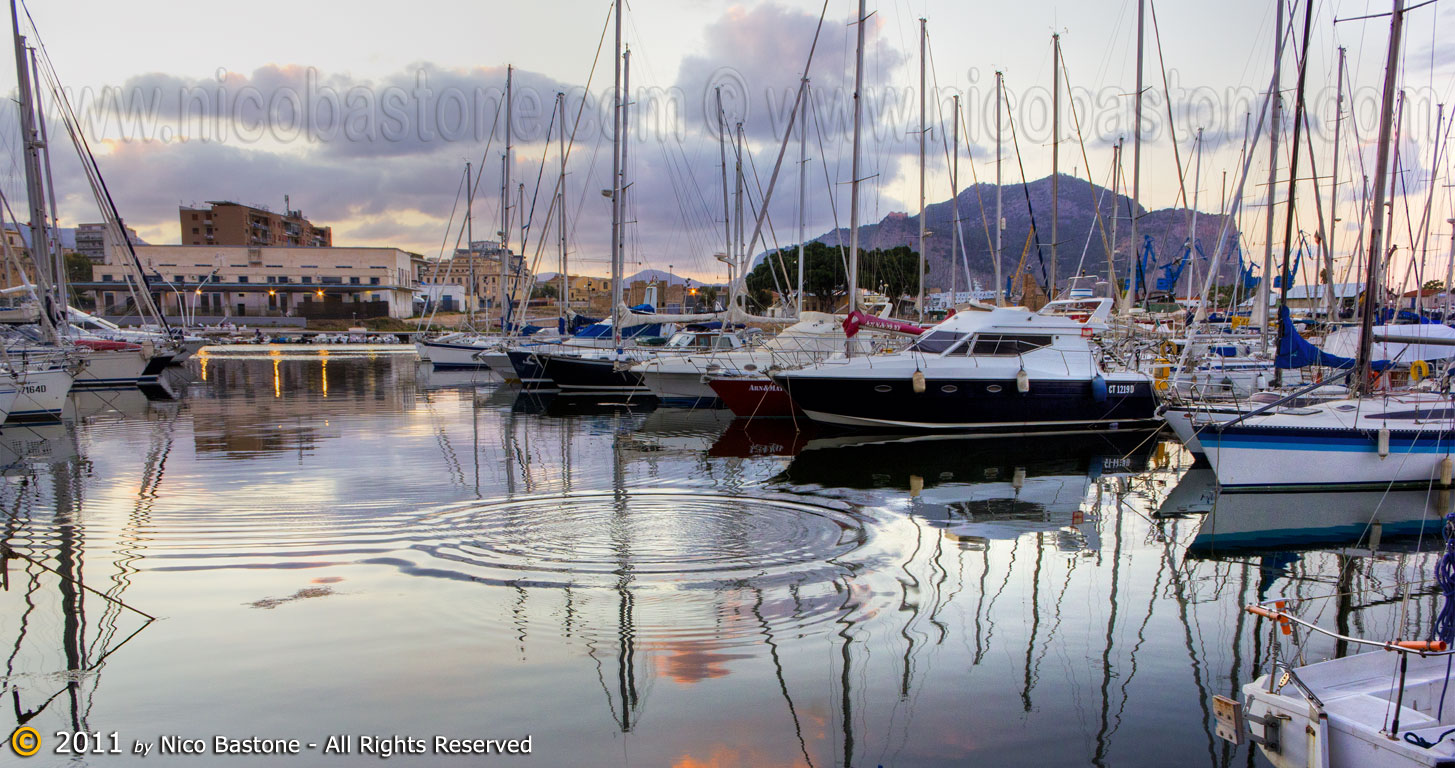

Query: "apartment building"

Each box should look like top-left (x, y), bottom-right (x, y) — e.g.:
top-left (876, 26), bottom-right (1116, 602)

top-left (75, 222), bottom-right (142, 263)
top-left (180, 201), bottom-right (332, 248)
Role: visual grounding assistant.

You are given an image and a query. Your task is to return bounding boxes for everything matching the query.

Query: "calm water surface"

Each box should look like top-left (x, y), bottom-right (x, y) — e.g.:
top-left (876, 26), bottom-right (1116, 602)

top-left (2, 350), bottom-right (1446, 767)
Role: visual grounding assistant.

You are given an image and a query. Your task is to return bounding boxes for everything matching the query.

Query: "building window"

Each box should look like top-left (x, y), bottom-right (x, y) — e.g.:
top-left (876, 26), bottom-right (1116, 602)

top-left (277, 276), bottom-right (289, 284)
top-left (370, 277), bottom-right (380, 285)
top-left (349, 277), bottom-right (360, 285)
top-left (237, 276), bottom-right (248, 283)
top-left (102, 274), bottom-right (114, 282)
top-left (302, 276), bottom-right (312, 284)
top-left (191, 228), bottom-right (199, 234)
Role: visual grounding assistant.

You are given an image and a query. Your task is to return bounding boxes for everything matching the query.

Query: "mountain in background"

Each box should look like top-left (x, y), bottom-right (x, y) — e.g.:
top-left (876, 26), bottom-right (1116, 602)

top-left (782, 174), bottom-right (1240, 293)
top-left (537, 268), bottom-right (705, 286)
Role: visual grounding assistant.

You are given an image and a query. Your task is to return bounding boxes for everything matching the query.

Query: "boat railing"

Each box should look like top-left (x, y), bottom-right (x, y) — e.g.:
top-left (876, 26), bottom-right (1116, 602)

top-left (1247, 600), bottom-right (1450, 656)
top-left (1247, 598), bottom-right (1451, 736)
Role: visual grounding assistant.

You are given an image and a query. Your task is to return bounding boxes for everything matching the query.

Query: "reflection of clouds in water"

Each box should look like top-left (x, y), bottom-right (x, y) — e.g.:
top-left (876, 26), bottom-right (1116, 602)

top-left (650, 641), bottom-right (751, 684)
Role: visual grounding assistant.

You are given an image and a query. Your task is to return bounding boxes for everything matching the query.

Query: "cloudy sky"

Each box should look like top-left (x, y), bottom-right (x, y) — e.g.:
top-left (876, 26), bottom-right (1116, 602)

top-left (4, 0), bottom-right (1453, 283)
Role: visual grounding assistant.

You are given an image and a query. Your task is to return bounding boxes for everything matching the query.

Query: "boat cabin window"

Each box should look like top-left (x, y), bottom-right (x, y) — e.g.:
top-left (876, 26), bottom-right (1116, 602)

top-left (962, 334), bottom-right (1054, 356)
top-left (666, 332), bottom-right (715, 349)
top-left (908, 331), bottom-right (966, 354)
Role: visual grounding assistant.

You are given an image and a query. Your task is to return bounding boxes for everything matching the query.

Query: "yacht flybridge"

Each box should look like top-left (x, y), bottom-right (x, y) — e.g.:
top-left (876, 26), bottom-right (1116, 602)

top-left (770, 298), bottom-right (1158, 432)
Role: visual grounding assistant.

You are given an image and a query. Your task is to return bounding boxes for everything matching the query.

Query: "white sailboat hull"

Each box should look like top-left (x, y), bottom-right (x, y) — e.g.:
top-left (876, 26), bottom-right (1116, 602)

top-left (1200, 395), bottom-right (1455, 491)
top-left (9, 367), bottom-right (73, 421)
top-left (417, 339), bottom-right (492, 369)
top-left (74, 348), bottom-right (159, 389)
top-left (1244, 653), bottom-right (1455, 768)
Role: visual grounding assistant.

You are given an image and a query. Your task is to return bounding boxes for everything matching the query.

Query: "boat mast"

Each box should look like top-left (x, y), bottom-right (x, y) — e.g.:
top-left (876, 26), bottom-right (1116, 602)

top-left (847, 0), bottom-right (866, 331)
top-left (797, 77), bottom-right (808, 317)
top-left (558, 93), bottom-right (568, 324)
top-left (1050, 33), bottom-right (1060, 298)
top-left (1354, 0), bottom-right (1406, 391)
top-left (1111, 139), bottom-right (1121, 299)
top-left (1255, 0), bottom-right (1282, 350)
top-left (1274, 0), bottom-right (1315, 387)
top-left (9, 1), bottom-right (56, 332)
top-left (716, 86), bottom-right (732, 314)
top-left (466, 161), bottom-right (474, 322)
top-left (29, 47), bottom-right (66, 319)
top-left (1445, 218), bottom-right (1455, 320)
top-left (734, 121), bottom-right (744, 312)
top-left (609, 0), bottom-right (622, 349)
top-left (1189, 128), bottom-right (1202, 305)
top-left (502, 64), bottom-right (513, 333)
top-left (1326, 46), bottom-right (1346, 322)
top-left (1124, 0), bottom-right (1144, 315)
top-left (917, 18), bottom-right (926, 323)
top-left (619, 46), bottom-right (631, 337)
top-left (951, 93), bottom-right (961, 312)
top-left (995, 72), bottom-right (1004, 306)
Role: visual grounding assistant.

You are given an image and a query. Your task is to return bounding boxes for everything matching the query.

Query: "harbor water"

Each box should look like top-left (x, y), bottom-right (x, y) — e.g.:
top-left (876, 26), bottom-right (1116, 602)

top-left (2, 349), bottom-right (1446, 767)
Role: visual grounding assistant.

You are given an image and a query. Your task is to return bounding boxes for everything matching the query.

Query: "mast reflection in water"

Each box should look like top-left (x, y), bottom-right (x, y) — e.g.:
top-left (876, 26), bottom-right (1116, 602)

top-left (2, 352), bottom-right (1448, 766)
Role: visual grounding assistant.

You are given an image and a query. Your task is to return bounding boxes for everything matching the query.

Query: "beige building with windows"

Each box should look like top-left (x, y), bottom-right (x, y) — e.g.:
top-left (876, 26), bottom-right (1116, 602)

top-left (76, 244), bottom-right (424, 320)
top-left (416, 241), bottom-right (531, 315)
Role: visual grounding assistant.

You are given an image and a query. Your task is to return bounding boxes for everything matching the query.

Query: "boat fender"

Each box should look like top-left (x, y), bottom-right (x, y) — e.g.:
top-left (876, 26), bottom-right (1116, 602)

top-left (912, 370), bottom-right (926, 394)
top-left (1411, 359), bottom-right (1431, 382)
top-left (1442, 457), bottom-right (1453, 487)
top-left (1092, 374), bottom-right (1107, 403)
top-left (1152, 358), bottom-right (1171, 392)
top-left (1016, 369), bottom-right (1030, 393)
top-left (1012, 467), bottom-right (1026, 490)
top-left (1378, 428), bottom-right (1390, 458)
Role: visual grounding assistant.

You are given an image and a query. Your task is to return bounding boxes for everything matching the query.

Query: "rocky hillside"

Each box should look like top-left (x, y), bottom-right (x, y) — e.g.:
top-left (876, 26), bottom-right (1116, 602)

top-left (799, 174), bottom-right (1239, 294)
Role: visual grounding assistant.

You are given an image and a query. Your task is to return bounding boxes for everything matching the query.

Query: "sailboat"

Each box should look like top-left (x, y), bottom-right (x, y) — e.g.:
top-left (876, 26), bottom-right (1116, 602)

top-left (1195, 0), bottom-right (1452, 494)
top-left (1210, 5), bottom-right (1455, 768)
top-left (0, 2), bottom-right (172, 394)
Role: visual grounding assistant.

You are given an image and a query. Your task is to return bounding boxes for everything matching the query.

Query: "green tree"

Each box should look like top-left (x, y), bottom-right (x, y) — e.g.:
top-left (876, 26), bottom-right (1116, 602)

top-left (531, 282), bottom-right (558, 299)
top-left (744, 241), bottom-right (922, 313)
top-left (65, 251), bottom-right (93, 283)
top-left (1424, 279), bottom-right (1445, 292)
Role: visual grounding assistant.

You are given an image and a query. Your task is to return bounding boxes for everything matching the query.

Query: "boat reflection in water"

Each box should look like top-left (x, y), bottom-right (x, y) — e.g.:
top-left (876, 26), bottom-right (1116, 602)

top-left (10, 355), bottom-right (1396, 767)
top-left (777, 430), bottom-right (1160, 552)
top-left (1186, 487), bottom-right (1452, 558)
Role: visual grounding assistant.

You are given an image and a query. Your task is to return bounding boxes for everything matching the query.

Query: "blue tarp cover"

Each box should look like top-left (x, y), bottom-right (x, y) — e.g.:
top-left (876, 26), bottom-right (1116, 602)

top-left (1274, 306), bottom-right (1392, 371)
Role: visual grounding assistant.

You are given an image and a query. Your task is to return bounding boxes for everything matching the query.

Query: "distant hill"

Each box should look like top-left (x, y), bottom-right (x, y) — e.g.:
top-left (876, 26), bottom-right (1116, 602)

top-left (536, 269), bottom-right (693, 285)
top-left (778, 174), bottom-right (1239, 293)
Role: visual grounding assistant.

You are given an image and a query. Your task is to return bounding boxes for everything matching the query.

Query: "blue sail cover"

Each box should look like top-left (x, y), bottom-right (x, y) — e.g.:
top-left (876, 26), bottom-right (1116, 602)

top-left (1274, 306), bottom-right (1391, 371)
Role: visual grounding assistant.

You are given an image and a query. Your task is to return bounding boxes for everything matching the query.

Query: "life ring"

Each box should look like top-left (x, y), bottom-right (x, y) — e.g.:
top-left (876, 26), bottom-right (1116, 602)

top-left (1411, 360), bottom-right (1431, 382)
top-left (1158, 339), bottom-right (1178, 358)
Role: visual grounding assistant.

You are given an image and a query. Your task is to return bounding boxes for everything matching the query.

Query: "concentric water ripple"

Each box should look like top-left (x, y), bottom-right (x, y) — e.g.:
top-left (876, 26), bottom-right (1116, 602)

top-left (402, 490), bottom-right (868, 587)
